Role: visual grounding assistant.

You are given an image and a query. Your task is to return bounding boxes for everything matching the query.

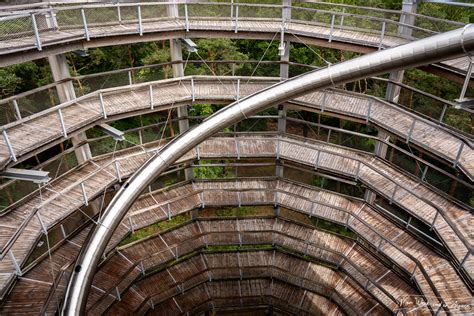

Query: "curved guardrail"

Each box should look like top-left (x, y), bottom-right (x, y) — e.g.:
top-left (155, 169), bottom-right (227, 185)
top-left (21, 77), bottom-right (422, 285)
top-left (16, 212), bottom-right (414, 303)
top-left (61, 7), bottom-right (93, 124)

top-left (0, 1), bottom-right (467, 72)
top-left (62, 25), bottom-right (474, 315)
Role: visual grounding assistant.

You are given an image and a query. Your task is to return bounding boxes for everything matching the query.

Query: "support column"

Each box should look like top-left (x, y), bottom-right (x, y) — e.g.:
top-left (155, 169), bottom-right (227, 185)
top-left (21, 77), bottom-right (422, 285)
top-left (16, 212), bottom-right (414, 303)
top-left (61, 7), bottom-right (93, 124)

top-left (385, 0), bottom-right (417, 103)
top-left (369, 1), bottom-right (417, 203)
top-left (168, 0), bottom-right (193, 181)
top-left (48, 54), bottom-right (92, 165)
top-left (276, 0), bottom-right (291, 180)
top-left (168, 0), bottom-right (190, 134)
top-left (170, 39), bottom-right (190, 133)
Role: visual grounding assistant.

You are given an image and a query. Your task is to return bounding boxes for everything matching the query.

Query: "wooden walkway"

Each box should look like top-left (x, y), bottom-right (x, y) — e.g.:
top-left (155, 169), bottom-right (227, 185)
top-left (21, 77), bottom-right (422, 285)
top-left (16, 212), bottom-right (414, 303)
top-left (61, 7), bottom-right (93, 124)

top-left (1, 76), bottom-right (472, 180)
top-left (0, 135), bottom-right (470, 300)
top-left (1, 217), bottom-right (418, 315)
top-left (109, 250), bottom-right (373, 315)
top-left (0, 13), bottom-right (470, 77)
top-left (1, 177), bottom-right (470, 314)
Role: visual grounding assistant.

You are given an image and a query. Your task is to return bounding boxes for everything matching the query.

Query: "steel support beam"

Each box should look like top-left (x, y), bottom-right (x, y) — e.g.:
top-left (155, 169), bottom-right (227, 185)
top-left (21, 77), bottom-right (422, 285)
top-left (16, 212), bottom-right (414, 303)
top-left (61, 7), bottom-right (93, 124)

top-left (62, 26), bottom-right (474, 316)
top-left (1, 168), bottom-right (50, 184)
top-left (96, 124), bottom-right (125, 141)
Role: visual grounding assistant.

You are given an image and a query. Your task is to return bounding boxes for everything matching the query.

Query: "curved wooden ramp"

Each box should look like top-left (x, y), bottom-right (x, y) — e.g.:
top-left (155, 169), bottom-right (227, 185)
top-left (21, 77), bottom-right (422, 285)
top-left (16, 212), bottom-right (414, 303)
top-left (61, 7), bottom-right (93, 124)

top-left (0, 77), bottom-right (471, 179)
top-left (0, 135), bottom-right (471, 302)
top-left (0, 3), bottom-right (470, 80)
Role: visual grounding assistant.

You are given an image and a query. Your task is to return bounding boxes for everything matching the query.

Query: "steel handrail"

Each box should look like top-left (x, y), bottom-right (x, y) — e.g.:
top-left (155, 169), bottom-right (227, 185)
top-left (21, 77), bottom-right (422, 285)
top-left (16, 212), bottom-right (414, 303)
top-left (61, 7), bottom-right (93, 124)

top-left (1, 133), bottom-right (471, 267)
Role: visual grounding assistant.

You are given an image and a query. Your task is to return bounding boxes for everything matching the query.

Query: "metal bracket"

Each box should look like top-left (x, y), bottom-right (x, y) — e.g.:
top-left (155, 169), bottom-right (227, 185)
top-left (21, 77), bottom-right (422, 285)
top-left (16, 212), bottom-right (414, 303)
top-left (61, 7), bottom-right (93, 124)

top-left (1, 168), bottom-right (50, 184)
top-left (96, 124), bottom-right (125, 141)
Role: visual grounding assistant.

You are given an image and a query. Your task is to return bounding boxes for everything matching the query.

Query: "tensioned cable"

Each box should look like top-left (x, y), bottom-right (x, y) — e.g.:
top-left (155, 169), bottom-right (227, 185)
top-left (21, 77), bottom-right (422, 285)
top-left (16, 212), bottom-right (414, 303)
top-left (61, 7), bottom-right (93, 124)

top-left (246, 31), bottom-right (279, 84)
top-left (38, 183), bottom-right (61, 312)
top-left (287, 31), bottom-right (332, 66)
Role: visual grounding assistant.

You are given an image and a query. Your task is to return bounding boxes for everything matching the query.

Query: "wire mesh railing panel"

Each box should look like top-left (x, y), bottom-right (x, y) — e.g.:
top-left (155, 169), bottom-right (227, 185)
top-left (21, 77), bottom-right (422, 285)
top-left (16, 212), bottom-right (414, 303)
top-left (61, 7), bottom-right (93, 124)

top-left (237, 5), bottom-right (282, 20)
top-left (0, 179), bottom-right (37, 213)
top-left (0, 103), bottom-right (19, 126)
top-left (76, 73), bottom-right (130, 94)
top-left (118, 5), bottom-right (139, 24)
top-left (141, 5), bottom-right (168, 21)
top-left (84, 7), bottom-right (121, 27)
top-left (34, 13), bottom-right (53, 33)
top-left (55, 9), bottom-right (83, 30)
top-left (0, 15), bottom-right (34, 41)
top-left (291, 8), bottom-right (333, 26)
top-left (186, 4), bottom-right (232, 19)
top-left (18, 88), bottom-right (60, 118)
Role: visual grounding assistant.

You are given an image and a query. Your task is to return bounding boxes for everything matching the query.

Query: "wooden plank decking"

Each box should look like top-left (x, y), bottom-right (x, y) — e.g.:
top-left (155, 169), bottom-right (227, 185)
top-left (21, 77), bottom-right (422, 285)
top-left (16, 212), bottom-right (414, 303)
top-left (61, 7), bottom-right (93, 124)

top-left (0, 135), bottom-right (471, 300)
top-left (0, 77), bottom-right (472, 180)
top-left (1, 178), bottom-right (470, 314)
top-left (109, 250), bottom-right (378, 315)
top-left (0, 14), bottom-right (471, 78)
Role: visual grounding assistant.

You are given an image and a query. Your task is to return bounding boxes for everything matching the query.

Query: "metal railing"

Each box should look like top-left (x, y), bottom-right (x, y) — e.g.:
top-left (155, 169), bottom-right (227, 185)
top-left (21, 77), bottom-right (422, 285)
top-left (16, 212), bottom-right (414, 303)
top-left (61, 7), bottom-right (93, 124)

top-left (88, 224), bottom-right (398, 314)
top-left (10, 178), bottom-right (459, 313)
top-left (0, 1), bottom-right (464, 57)
top-left (91, 214), bottom-right (444, 314)
top-left (0, 74), bottom-right (471, 174)
top-left (1, 133), bottom-right (471, 273)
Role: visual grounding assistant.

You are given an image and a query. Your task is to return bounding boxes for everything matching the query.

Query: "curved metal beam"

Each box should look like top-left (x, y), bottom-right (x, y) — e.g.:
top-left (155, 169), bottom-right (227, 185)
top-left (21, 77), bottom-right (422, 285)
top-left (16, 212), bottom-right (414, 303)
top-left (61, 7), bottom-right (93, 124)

top-left (62, 25), bottom-right (474, 315)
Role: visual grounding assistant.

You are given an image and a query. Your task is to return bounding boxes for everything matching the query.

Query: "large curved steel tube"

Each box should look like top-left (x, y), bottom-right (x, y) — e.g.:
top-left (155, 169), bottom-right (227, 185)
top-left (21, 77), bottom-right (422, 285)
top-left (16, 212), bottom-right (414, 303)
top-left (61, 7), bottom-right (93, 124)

top-left (62, 25), bottom-right (474, 315)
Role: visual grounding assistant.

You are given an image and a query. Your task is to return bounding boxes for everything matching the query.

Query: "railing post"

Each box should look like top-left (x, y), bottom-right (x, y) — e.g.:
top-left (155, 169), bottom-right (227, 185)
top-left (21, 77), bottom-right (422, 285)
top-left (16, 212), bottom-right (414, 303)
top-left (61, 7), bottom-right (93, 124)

top-left (276, 136), bottom-right (281, 159)
top-left (366, 99), bottom-right (372, 123)
top-left (115, 160), bottom-right (122, 182)
top-left (191, 78), bottom-right (195, 102)
top-left (430, 210), bottom-right (439, 230)
top-left (329, 14), bottom-right (335, 42)
top-left (8, 250), bottom-right (22, 276)
top-left (378, 20), bottom-right (386, 50)
top-left (117, 4), bottom-right (122, 23)
top-left (80, 182), bottom-right (89, 206)
top-left (36, 210), bottom-right (48, 234)
top-left (321, 90), bottom-right (327, 112)
top-left (235, 138), bottom-right (241, 159)
top-left (149, 85), bottom-right (154, 109)
top-left (137, 5), bottom-right (143, 36)
top-left (355, 161), bottom-right (361, 181)
top-left (236, 78), bottom-right (240, 101)
top-left (231, 0), bottom-right (234, 18)
top-left (340, 8), bottom-right (345, 26)
top-left (60, 224), bottom-right (67, 238)
top-left (81, 8), bottom-right (90, 41)
top-left (31, 13), bottom-right (42, 51)
top-left (234, 5), bottom-right (239, 33)
top-left (57, 108), bottom-right (67, 138)
top-left (457, 61), bottom-right (473, 102)
top-left (439, 103), bottom-right (447, 122)
top-left (421, 166), bottom-right (428, 182)
top-left (12, 99), bottom-right (21, 120)
top-left (406, 118), bottom-right (415, 143)
top-left (410, 265), bottom-right (417, 280)
top-left (128, 71), bottom-right (133, 85)
top-left (128, 217), bottom-right (134, 233)
top-left (314, 150), bottom-right (321, 169)
top-left (453, 141), bottom-right (464, 168)
top-left (99, 92), bottom-right (107, 119)
top-left (2, 130), bottom-right (17, 162)
top-left (184, 2), bottom-right (189, 32)
top-left (390, 184), bottom-right (398, 204)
